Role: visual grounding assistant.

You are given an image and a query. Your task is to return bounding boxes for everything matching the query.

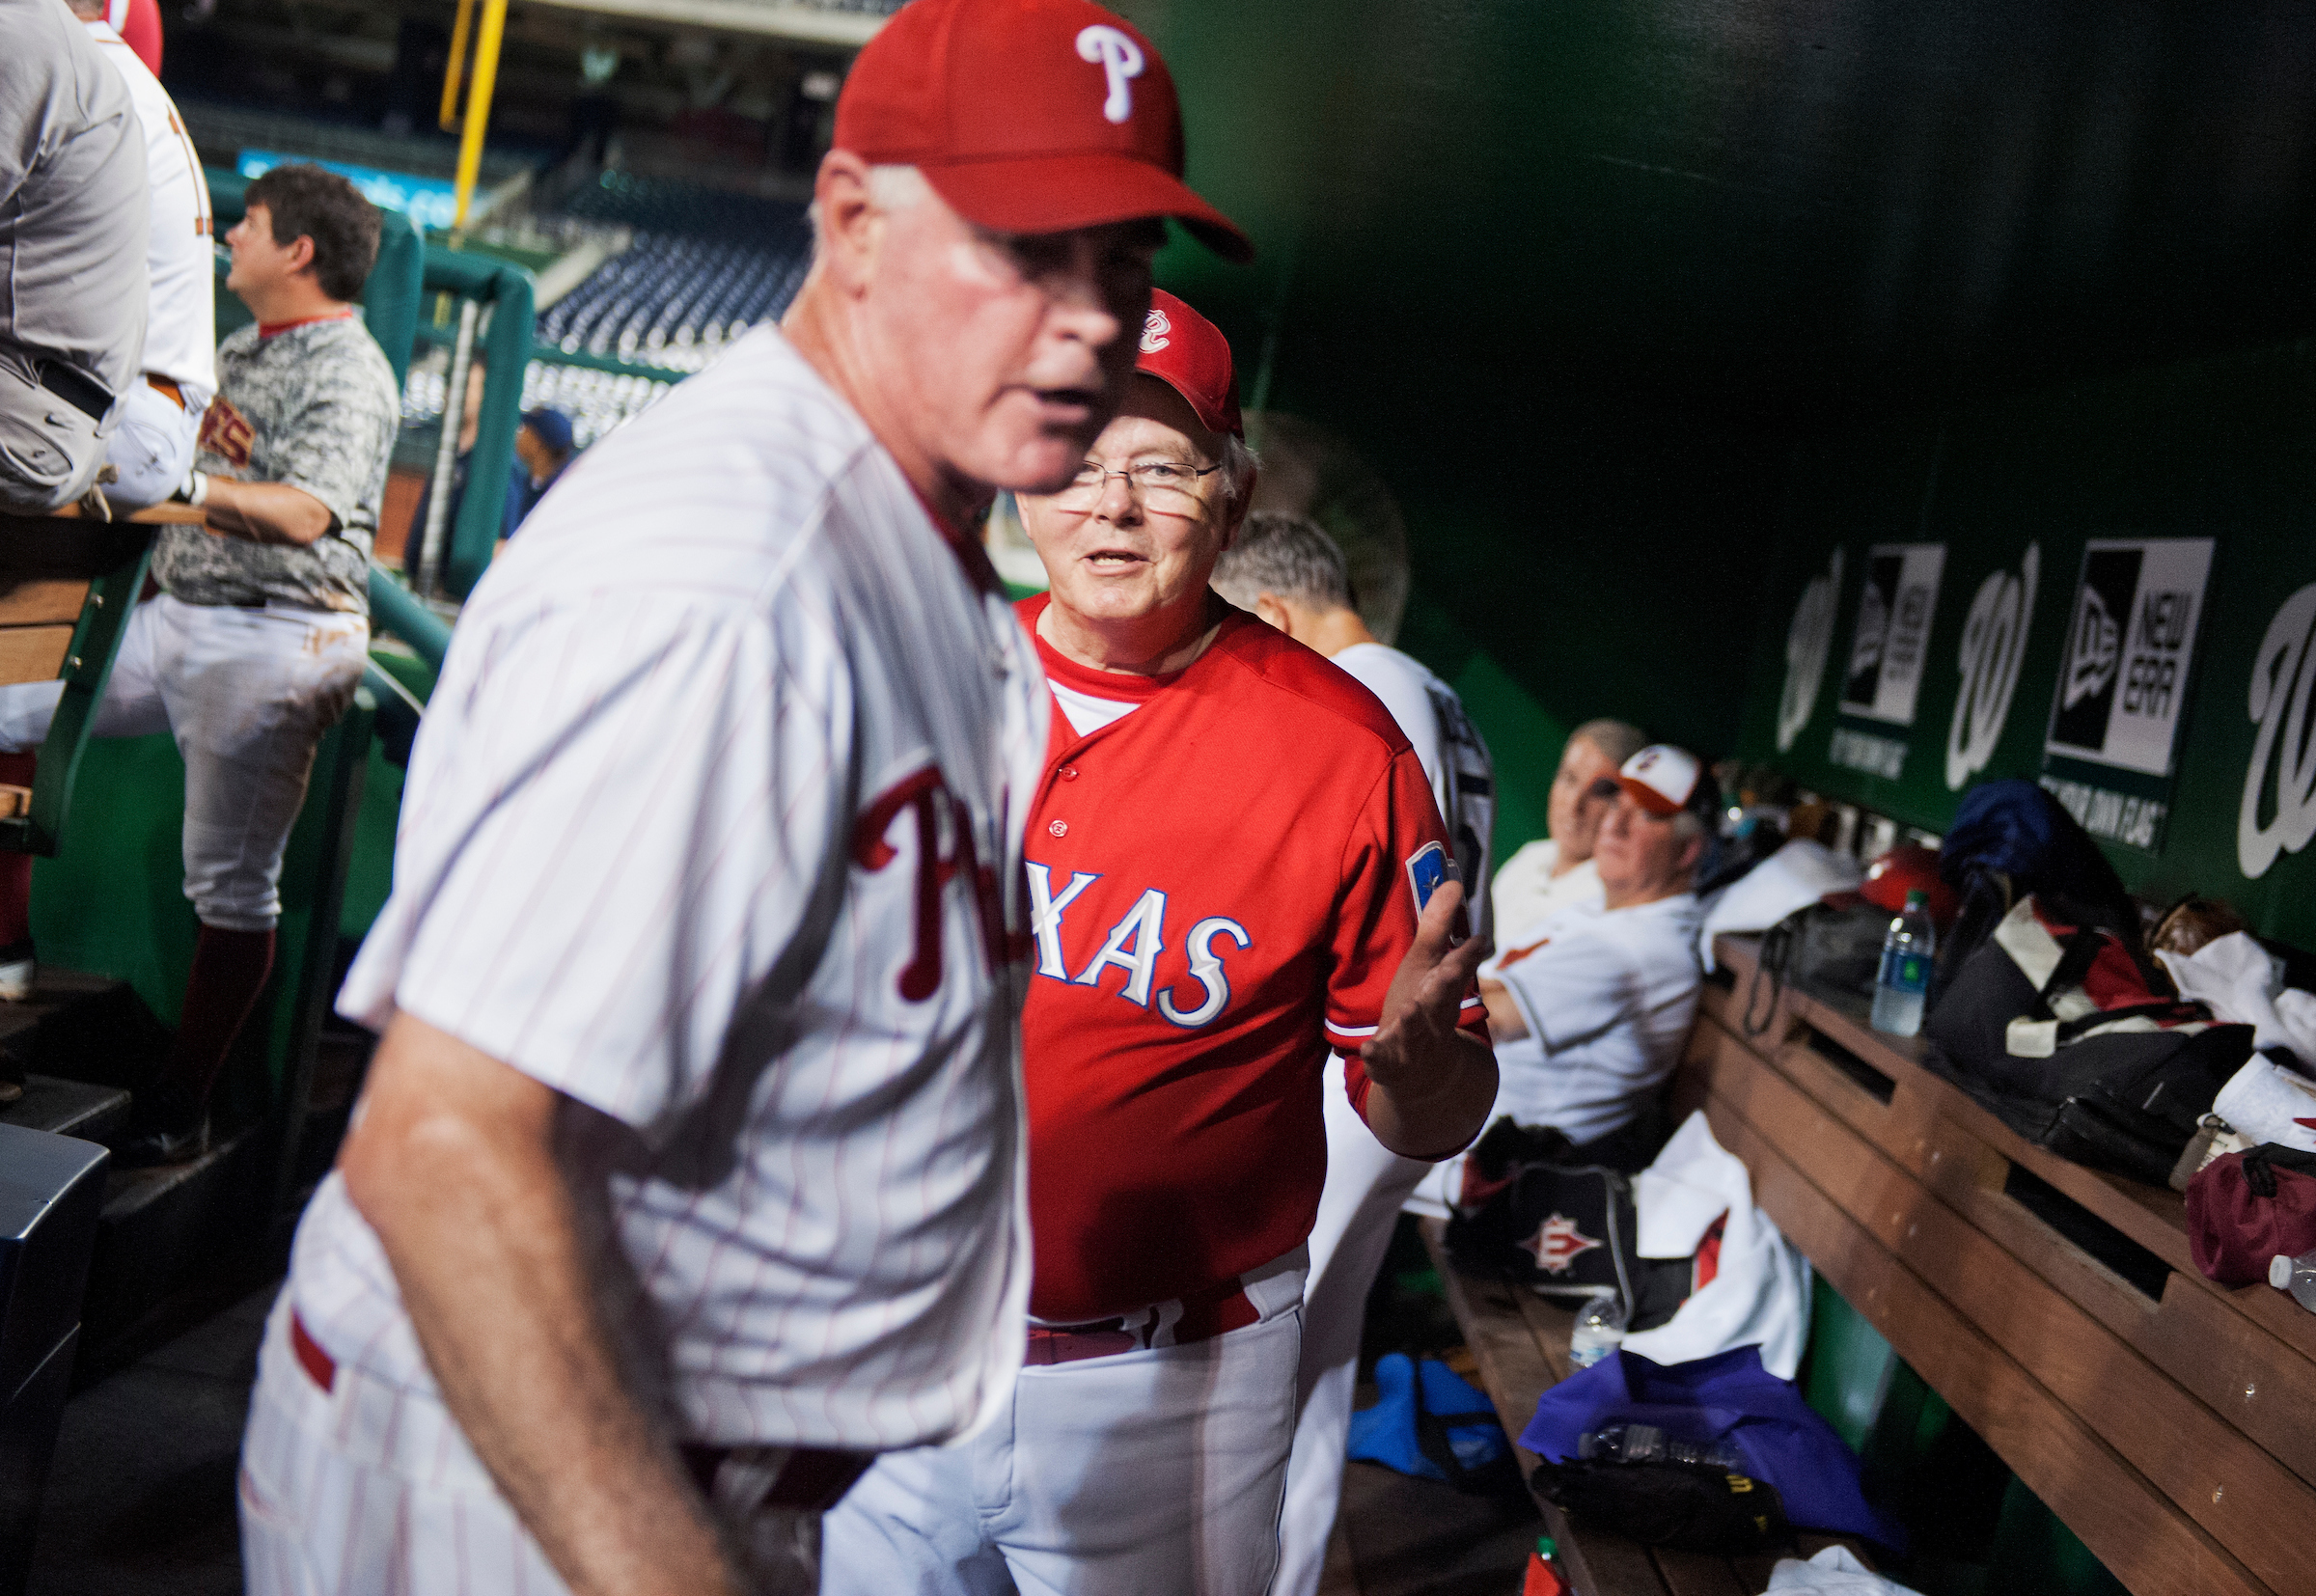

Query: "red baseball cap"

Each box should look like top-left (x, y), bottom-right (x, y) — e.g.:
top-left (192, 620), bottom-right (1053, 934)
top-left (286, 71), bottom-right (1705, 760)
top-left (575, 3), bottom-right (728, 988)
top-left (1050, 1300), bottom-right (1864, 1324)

top-left (834, 0), bottom-right (1252, 263)
top-left (1135, 289), bottom-right (1242, 438)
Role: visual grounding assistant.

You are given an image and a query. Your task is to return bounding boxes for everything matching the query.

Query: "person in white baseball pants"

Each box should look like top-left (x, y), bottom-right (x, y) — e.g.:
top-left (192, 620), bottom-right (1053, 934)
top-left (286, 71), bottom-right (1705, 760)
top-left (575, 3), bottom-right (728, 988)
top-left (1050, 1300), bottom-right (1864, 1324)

top-left (1210, 511), bottom-right (1500, 1596)
top-left (825, 1252), bottom-right (1308, 1596)
top-left (69, 0), bottom-right (215, 509)
top-left (0, 595), bottom-right (368, 919)
top-left (237, 4), bottom-right (1258, 1593)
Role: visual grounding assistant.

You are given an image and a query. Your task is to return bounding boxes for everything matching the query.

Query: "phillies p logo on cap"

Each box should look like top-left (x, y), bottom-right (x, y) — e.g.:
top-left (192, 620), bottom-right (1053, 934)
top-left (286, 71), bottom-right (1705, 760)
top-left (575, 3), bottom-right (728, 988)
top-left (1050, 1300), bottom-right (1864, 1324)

top-left (1076, 24), bottom-right (1145, 123)
top-left (833, 0), bottom-right (1252, 262)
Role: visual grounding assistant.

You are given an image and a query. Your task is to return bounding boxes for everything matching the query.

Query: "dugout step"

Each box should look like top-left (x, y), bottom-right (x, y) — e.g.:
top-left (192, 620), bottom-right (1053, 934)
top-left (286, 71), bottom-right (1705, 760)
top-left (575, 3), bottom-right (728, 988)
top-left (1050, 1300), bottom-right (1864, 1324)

top-left (74, 1125), bottom-right (270, 1385)
top-left (0, 1074), bottom-right (130, 1142)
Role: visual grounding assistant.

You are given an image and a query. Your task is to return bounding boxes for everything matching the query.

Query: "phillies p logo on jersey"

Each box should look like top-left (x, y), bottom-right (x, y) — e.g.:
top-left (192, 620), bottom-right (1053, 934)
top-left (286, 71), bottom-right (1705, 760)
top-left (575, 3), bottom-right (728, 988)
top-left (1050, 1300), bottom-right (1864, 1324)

top-left (853, 763), bottom-right (1006, 1002)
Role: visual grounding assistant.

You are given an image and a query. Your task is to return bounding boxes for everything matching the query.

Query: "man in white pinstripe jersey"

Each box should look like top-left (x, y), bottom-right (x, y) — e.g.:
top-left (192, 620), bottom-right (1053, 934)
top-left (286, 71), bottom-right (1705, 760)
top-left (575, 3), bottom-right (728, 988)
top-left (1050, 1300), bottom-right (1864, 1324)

top-left (236, 2), bottom-right (1252, 1592)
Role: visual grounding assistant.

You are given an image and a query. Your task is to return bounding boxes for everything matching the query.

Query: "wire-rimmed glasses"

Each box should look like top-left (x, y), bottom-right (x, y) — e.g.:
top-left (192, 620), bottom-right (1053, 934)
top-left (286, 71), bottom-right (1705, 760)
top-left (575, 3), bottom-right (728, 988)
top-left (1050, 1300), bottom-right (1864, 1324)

top-left (1051, 458), bottom-right (1222, 515)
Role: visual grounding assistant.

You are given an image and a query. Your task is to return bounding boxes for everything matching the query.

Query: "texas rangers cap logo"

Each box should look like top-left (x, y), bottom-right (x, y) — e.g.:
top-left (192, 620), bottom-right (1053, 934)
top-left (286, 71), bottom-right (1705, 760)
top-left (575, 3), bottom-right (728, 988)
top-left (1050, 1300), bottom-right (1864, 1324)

top-left (1076, 24), bottom-right (1145, 124)
top-left (1519, 1213), bottom-right (1604, 1276)
top-left (1141, 306), bottom-right (1172, 354)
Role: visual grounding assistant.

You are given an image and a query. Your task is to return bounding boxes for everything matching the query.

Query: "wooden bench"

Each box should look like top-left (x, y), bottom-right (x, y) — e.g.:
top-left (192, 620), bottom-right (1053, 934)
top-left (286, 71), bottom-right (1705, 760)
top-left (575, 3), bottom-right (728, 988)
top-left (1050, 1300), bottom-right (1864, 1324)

top-left (1662, 936), bottom-right (2316, 1596)
top-left (1419, 1220), bottom-right (1867, 1596)
top-left (0, 506), bottom-right (174, 854)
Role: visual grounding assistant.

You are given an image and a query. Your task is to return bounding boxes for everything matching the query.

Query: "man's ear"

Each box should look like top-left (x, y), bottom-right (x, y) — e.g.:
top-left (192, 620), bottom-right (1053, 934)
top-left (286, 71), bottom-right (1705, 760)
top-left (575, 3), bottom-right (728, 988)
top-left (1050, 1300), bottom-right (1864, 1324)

top-left (1252, 592), bottom-right (1296, 636)
top-left (812, 151), bottom-right (882, 295)
top-left (284, 234), bottom-right (318, 279)
top-left (1678, 831), bottom-right (1708, 876)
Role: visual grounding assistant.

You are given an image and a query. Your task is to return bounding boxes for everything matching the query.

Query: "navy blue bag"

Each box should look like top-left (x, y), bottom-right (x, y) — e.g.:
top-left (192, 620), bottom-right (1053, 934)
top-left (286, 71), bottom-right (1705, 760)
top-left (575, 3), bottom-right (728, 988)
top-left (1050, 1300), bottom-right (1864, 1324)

top-left (1936, 780), bottom-right (2148, 1004)
top-left (1519, 1344), bottom-right (1906, 1552)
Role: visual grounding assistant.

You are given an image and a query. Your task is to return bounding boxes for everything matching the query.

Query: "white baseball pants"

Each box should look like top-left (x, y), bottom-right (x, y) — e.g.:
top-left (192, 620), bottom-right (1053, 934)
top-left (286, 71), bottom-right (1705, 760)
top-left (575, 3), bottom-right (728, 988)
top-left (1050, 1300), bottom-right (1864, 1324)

top-left (0, 593), bottom-right (368, 930)
top-left (101, 380), bottom-right (202, 509)
top-left (239, 1292), bottom-right (825, 1595)
top-left (820, 1252), bottom-right (1308, 1596)
top-left (0, 350), bottom-right (109, 513)
top-left (1273, 1059), bottom-right (1432, 1596)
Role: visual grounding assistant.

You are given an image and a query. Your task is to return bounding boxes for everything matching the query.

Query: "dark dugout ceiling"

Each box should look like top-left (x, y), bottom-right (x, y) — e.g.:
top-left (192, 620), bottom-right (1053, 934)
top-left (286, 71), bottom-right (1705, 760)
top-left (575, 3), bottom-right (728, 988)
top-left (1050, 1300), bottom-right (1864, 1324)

top-left (1120, 0), bottom-right (2316, 428)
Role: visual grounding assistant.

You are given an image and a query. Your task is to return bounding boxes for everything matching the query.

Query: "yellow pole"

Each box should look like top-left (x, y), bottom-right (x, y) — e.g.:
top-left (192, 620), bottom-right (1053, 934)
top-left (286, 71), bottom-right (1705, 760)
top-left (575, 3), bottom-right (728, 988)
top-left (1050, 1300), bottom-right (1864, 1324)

top-left (450, 0), bottom-right (510, 230)
top-left (438, 0), bottom-right (476, 131)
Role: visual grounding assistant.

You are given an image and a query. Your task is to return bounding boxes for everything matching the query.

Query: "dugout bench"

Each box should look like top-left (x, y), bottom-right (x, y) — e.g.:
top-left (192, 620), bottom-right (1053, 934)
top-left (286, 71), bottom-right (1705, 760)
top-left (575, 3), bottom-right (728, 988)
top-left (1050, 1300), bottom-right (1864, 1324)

top-left (1427, 931), bottom-right (2316, 1596)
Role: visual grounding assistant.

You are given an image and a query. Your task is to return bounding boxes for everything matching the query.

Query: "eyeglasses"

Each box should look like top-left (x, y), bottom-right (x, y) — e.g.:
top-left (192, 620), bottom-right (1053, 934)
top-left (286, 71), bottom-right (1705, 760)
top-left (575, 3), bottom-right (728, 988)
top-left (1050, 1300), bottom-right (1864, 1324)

top-left (1053, 458), bottom-right (1221, 514)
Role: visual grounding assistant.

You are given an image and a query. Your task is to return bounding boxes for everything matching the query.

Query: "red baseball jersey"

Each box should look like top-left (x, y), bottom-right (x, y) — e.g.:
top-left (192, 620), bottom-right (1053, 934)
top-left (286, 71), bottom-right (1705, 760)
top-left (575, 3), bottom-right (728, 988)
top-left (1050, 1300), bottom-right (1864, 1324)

top-left (1016, 596), bottom-right (1490, 1321)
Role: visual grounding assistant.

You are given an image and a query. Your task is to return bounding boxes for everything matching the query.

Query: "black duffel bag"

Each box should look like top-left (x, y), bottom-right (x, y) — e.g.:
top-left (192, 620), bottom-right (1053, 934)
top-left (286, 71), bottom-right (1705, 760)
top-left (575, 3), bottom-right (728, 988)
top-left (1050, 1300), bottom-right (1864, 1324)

top-left (1922, 896), bottom-right (2252, 1184)
top-left (1445, 1119), bottom-right (1641, 1311)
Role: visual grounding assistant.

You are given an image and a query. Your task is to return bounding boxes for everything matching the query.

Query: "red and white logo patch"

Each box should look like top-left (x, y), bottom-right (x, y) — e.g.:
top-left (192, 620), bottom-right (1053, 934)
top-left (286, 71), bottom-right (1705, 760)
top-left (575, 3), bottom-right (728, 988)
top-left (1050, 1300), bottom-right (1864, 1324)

top-left (1519, 1212), bottom-right (1603, 1276)
top-left (198, 395), bottom-right (254, 469)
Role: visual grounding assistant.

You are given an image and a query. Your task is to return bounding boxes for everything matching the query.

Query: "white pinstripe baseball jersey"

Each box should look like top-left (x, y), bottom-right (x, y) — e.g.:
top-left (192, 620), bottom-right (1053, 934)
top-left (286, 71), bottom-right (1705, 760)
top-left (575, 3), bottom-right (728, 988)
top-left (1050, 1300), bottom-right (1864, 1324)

top-left (292, 325), bottom-right (1047, 1452)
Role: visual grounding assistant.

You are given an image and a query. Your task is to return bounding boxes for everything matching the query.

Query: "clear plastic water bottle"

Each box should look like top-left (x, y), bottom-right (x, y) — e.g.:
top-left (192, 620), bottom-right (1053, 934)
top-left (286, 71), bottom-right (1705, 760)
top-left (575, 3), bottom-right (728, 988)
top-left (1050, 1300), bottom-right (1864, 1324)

top-left (1870, 889), bottom-right (1937, 1037)
top-left (1568, 1293), bottom-right (1628, 1368)
top-left (2270, 1249), bottom-right (2316, 1312)
top-left (1577, 1421), bottom-right (1745, 1472)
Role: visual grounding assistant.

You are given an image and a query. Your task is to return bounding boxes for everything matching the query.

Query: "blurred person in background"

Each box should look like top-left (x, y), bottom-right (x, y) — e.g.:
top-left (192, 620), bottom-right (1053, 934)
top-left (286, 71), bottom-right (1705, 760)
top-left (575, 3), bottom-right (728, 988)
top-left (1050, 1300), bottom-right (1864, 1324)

top-left (65, 0), bottom-right (214, 510)
top-left (1492, 717), bottom-right (1650, 936)
top-left (0, 0), bottom-right (147, 513)
top-left (1212, 509), bottom-right (1501, 1596)
top-left (0, 164), bottom-right (396, 1168)
top-left (507, 405), bottom-right (573, 533)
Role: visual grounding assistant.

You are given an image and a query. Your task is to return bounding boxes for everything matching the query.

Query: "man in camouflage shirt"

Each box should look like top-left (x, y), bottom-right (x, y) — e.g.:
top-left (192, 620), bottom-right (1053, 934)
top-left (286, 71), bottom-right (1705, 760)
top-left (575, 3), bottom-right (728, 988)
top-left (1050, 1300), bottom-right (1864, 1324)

top-left (0, 163), bottom-right (397, 1163)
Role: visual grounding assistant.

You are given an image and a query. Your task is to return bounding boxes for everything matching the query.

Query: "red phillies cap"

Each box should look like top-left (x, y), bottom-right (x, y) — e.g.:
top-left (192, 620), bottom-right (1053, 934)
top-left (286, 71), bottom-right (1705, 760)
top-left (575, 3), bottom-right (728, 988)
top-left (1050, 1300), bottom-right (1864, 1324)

top-left (834, 0), bottom-right (1252, 263)
top-left (1136, 289), bottom-right (1241, 438)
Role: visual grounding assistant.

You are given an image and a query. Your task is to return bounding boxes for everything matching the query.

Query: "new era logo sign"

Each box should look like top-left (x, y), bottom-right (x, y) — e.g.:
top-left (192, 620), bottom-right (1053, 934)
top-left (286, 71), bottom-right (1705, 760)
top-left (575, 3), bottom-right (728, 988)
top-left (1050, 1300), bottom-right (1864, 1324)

top-left (1077, 24), bottom-right (1144, 124)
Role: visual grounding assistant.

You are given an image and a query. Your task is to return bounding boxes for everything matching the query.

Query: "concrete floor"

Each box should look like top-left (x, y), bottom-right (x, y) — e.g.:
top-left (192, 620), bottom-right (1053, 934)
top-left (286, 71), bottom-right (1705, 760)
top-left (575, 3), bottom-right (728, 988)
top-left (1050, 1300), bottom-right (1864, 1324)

top-left (28, 1285), bottom-right (273, 1596)
top-left (27, 1280), bottom-right (1537, 1596)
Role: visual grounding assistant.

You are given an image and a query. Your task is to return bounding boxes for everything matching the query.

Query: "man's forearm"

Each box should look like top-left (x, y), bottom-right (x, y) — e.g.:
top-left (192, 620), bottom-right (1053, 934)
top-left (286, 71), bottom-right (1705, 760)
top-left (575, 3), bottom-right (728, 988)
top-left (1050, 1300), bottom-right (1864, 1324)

top-left (1364, 1030), bottom-right (1497, 1160)
top-left (342, 1015), bottom-right (742, 1596)
top-left (198, 476), bottom-right (334, 545)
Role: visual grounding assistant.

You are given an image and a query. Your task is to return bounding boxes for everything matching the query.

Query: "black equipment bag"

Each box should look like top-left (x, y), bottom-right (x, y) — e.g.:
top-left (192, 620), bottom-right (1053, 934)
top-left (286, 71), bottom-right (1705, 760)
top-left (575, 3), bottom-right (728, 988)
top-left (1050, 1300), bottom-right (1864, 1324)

top-left (1922, 898), bottom-right (2251, 1183)
top-left (1741, 898), bottom-right (1894, 1037)
top-left (1529, 1459), bottom-right (1792, 1554)
top-left (1445, 1144), bottom-right (1640, 1310)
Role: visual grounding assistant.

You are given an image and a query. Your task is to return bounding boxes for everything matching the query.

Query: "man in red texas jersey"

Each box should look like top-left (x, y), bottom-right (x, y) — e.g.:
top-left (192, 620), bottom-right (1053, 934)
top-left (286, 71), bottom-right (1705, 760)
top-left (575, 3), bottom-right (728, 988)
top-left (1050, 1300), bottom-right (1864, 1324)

top-left (821, 292), bottom-right (1498, 1595)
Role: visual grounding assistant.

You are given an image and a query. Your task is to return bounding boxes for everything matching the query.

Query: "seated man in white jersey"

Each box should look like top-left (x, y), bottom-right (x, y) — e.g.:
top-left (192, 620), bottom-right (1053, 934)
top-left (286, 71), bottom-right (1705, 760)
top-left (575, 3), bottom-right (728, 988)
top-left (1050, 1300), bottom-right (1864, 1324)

top-left (242, 4), bottom-right (1256, 1595)
top-left (1432, 744), bottom-right (1714, 1198)
top-left (0, 0), bottom-right (147, 514)
top-left (823, 291), bottom-right (1497, 1596)
top-left (1209, 509), bottom-right (1501, 1596)
top-left (1491, 716), bottom-right (1649, 936)
top-left (64, 0), bottom-right (213, 509)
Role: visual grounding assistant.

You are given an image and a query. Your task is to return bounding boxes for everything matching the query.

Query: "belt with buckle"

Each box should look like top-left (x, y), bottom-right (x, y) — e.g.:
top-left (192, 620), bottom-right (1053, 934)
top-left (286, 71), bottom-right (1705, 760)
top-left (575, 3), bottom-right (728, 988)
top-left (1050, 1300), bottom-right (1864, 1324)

top-left (290, 1311), bottom-right (872, 1514)
top-left (36, 360), bottom-right (112, 424)
top-left (1025, 1279), bottom-right (1257, 1365)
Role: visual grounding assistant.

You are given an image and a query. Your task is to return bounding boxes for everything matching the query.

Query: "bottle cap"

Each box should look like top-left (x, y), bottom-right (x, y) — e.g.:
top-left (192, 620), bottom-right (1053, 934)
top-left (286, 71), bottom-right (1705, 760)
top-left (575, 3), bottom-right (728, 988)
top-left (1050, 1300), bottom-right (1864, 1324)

top-left (1536, 1536), bottom-right (1558, 1558)
top-left (1904, 889), bottom-right (1929, 907)
top-left (2274, 1253), bottom-right (2296, 1289)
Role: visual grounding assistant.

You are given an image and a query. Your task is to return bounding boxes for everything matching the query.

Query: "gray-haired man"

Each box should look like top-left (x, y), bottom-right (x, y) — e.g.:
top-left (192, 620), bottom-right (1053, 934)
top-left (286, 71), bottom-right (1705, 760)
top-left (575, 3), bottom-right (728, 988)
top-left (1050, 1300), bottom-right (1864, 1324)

top-left (1213, 509), bottom-right (1500, 1596)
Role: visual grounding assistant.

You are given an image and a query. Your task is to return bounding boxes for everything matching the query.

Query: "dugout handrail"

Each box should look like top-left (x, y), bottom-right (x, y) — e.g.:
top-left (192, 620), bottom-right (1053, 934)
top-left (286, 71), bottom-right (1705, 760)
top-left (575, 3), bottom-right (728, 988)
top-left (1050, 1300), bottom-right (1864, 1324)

top-left (0, 507), bottom-right (169, 856)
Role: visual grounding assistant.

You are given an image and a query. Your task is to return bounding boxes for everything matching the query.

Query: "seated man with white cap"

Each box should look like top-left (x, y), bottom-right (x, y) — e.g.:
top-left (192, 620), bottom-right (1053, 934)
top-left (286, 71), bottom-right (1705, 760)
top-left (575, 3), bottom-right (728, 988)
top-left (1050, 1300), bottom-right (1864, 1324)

top-left (1490, 717), bottom-right (1650, 936)
top-left (1418, 744), bottom-right (1714, 1204)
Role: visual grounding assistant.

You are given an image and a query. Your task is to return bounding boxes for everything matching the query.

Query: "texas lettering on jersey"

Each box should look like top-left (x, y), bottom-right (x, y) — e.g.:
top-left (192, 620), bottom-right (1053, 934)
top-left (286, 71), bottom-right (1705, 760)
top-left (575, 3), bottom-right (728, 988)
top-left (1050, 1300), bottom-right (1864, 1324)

top-left (1026, 863), bottom-right (1251, 1027)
